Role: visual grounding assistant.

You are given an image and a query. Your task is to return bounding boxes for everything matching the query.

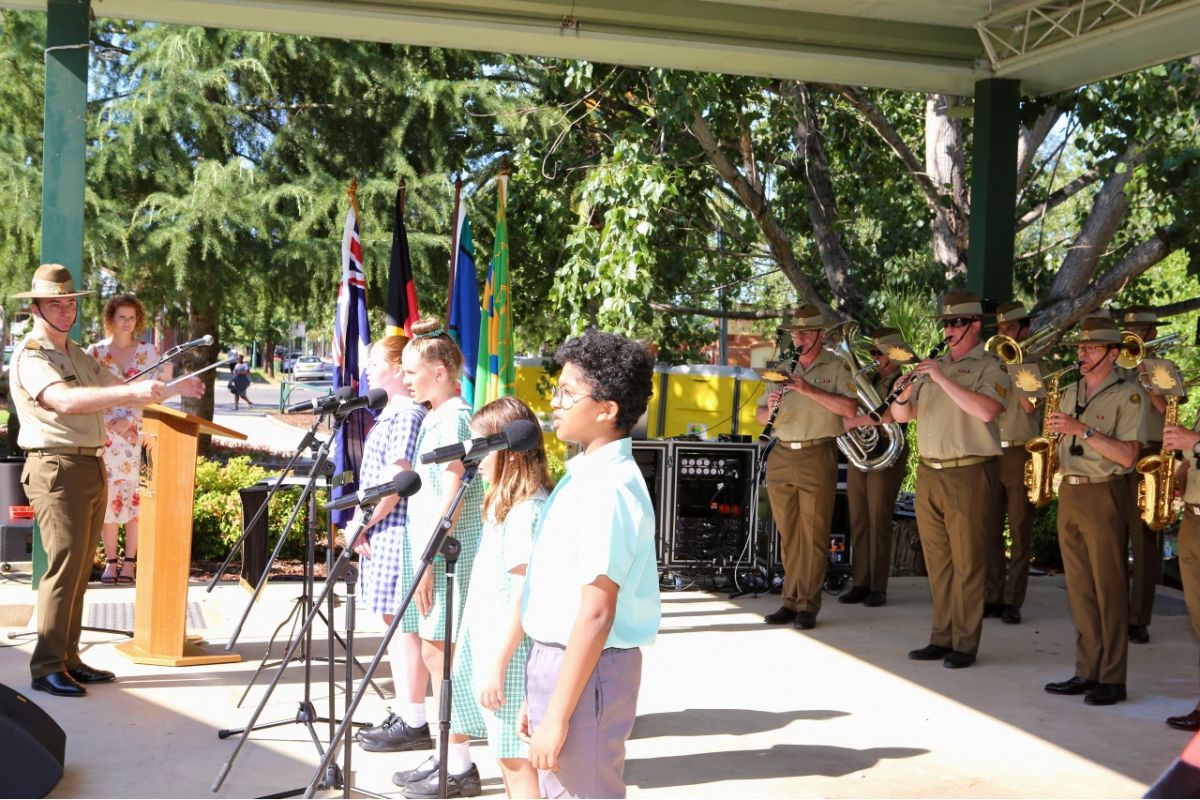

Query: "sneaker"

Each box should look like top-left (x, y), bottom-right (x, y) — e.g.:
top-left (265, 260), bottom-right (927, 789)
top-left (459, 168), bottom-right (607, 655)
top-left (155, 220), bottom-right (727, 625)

top-left (401, 763), bottom-right (481, 798)
top-left (355, 708), bottom-right (400, 742)
top-left (393, 755), bottom-right (439, 787)
top-left (359, 718), bottom-right (433, 752)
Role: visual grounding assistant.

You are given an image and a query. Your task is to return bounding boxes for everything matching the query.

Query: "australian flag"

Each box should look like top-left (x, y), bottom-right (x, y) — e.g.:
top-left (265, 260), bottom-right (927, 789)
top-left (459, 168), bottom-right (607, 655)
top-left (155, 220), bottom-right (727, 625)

top-left (331, 205), bottom-right (372, 525)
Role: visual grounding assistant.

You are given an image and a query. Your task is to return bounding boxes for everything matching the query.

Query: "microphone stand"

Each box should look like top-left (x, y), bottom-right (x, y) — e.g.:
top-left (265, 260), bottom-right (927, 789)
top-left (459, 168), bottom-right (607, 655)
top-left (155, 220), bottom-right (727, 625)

top-left (122, 339), bottom-right (207, 383)
top-left (209, 462), bottom-right (480, 799)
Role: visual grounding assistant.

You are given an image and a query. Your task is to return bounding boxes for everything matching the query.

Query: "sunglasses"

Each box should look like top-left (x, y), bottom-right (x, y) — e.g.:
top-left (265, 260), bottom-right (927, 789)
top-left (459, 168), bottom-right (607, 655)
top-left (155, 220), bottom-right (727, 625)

top-left (942, 317), bottom-right (975, 329)
top-left (869, 350), bottom-right (884, 357)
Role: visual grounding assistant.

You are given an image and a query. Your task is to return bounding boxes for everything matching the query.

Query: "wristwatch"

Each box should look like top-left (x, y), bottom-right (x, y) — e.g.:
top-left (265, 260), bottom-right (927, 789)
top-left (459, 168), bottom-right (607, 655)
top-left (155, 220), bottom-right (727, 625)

top-left (1082, 426), bottom-right (1096, 440)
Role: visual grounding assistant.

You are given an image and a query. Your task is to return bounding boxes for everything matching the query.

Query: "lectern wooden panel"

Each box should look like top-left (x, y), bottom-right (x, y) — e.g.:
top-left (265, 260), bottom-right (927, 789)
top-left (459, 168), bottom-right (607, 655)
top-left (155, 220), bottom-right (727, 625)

top-left (116, 404), bottom-right (246, 667)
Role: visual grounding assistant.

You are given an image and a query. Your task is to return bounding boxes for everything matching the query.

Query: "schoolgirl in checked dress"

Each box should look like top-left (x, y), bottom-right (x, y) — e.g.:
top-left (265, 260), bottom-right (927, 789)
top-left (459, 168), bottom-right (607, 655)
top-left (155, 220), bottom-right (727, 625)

top-left (390, 317), bottom-right (485, 797)
top-left (346, 336), bottom-right (425, 742)
top-left (442, 397), bottom-right (552, 798)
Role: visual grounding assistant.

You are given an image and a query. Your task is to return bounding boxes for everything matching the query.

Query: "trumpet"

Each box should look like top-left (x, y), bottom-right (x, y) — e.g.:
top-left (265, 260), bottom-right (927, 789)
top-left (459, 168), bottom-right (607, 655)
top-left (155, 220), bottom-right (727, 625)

top-left (983, 324), bottom-right (1064, 366)
top-left (1116, 331), bottom-right (1183, 370)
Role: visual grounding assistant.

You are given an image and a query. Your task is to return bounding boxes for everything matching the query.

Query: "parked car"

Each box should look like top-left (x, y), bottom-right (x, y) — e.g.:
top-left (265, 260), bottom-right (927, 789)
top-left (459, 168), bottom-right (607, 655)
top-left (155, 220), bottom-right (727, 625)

top-left (292, 355), bottom-right (331, 382)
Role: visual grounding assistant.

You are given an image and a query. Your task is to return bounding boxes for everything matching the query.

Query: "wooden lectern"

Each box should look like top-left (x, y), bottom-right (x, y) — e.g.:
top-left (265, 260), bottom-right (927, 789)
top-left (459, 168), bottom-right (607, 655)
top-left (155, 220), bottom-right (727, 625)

top-left (116, 404), bottom-right (246, 667)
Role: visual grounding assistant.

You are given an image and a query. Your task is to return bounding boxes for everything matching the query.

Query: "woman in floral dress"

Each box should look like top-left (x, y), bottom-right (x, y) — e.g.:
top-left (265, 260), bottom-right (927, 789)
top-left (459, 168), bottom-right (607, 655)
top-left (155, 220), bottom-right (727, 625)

top-left (86, 295), bottom-right (167, 584)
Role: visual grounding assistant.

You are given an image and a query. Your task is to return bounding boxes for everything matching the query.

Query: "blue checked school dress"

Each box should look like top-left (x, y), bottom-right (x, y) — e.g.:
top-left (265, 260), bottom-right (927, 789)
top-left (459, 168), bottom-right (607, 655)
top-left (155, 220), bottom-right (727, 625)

top-left (401, 396), bottom-right (484, 640)
top-left (356, 398), bottom-right (425, 616)
top-left (450, 493), bottom-right (546, 757)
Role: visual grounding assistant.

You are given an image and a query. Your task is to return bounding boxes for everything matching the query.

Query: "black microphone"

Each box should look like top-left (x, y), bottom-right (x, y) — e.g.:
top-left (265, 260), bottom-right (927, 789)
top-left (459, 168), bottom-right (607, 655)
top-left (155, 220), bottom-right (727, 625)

top-left (335, 387), bottom-right (388, 417)
top-left (285, 386), bottom-right (354, 414)
top-left (419, 418), bottom-right (541, 465)
top-left (327, 471), bottom-right (422, 512)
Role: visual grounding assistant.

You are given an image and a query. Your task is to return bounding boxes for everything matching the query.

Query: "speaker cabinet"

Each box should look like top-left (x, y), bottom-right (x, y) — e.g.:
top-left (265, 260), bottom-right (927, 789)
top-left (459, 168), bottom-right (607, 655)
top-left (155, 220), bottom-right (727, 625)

top-left (0, 682), bottom-right (65, 798)
top-left (665, 442), bottom-right (758, 568)
top-left (631, 441), bottom-right (673, 562)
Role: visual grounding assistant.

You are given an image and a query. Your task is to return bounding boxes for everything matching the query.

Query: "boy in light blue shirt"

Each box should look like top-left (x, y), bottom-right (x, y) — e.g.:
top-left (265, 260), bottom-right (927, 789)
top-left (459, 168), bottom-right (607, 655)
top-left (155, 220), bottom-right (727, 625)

top-left (518, 329), bottom-right (659, 799)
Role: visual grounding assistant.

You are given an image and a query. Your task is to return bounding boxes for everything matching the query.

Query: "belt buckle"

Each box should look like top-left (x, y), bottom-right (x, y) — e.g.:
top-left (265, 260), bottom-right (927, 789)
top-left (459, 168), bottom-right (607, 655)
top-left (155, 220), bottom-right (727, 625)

top-left (928, 460), bottom-right (943, 470)
top-left (1067, 476), bottom-right (1082, 486)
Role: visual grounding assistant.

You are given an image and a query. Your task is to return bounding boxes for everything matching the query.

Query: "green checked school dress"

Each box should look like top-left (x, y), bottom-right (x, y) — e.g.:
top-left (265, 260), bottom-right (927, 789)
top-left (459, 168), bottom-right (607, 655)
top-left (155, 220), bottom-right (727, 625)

top-left (401, 396), bottom-right (485, 641)
top-left (450, 493), bottom-right (546, 757)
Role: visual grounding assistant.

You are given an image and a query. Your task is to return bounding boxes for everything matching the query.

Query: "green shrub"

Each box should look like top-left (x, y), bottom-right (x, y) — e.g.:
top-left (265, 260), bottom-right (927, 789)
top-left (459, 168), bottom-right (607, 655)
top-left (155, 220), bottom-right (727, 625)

top-left (1030, 498), bottom-right (1062, 572)
top-left (192, 456), bottom-right (325, 561)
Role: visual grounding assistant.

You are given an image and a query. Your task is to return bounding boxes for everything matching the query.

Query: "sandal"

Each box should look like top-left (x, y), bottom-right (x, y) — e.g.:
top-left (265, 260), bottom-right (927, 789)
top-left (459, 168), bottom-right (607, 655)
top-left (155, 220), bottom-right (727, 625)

top-left (100, 558), bottom-right (119, 584)
top-left (117, 556), bottom-right (136, 585)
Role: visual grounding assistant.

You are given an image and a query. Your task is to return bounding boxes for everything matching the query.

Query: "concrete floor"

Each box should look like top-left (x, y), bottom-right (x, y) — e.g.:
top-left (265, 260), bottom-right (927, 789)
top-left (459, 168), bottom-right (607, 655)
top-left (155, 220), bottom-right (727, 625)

top-left (0, 570), bottom-right (1195, 798)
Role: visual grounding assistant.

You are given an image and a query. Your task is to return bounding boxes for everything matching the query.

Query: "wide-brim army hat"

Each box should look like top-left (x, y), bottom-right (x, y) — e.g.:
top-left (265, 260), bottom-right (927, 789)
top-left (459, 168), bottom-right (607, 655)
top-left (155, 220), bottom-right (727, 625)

top-left (11, 263), bottom-right (92, 299)
top-left (1120, 308), bottom-right (1167, 328)
top-left (995, 302), bottom-right (1029, 324)
top-left (780, 305), bottom-right (834, 332)
top-left (931, 291), bottom-right (984, 320)
top-left (872, 327), bottom-right (916, 363)
top-left (1062, 316), bottom-right (1123, 345)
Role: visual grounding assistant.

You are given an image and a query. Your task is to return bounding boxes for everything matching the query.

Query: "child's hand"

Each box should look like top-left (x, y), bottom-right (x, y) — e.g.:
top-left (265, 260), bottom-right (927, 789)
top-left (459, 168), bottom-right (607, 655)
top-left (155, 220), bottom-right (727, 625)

top-left (479, 663), bottom-right (507, 711)
top-left (529, 717), bottom-right (568, 772)
top-left (516, 701), bottom-right (531, 744)
top-left (416, 570), bottom-right (434, 616)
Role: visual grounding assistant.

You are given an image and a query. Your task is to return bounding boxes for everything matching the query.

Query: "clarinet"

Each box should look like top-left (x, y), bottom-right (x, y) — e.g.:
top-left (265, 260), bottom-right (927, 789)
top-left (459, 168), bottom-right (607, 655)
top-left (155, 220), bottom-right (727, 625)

top-left (866, 338), bottom-right (949, 421)
top-left (759, 352), bottom-right (801, 443)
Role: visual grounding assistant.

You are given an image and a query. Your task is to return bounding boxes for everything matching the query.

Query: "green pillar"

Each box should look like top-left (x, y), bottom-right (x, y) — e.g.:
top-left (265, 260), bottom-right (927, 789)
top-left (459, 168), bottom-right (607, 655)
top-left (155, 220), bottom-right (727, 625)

top-left (966, 78), bottom-right (1020, 305)
top-left (40, 0), bottom-right (90, 342)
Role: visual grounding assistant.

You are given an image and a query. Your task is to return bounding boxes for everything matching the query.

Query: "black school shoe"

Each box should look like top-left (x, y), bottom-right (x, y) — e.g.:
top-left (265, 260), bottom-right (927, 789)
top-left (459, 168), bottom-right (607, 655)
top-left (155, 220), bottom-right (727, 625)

top-left (393, 756), bottom-right (439, 786)
top-left (401, 763), bottom-right (481, 798)
top-left (358, 718), bottom-right (433, 752)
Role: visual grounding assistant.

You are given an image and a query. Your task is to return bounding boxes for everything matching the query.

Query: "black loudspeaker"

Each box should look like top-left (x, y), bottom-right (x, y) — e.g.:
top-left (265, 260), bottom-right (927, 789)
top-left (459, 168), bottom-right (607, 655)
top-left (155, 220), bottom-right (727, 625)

top-left (0, 683), bottom-right (65, 798)
top-left (631, 441), bottom-right (673, 562)
top-left (666, 442), bottom-right (758, 568)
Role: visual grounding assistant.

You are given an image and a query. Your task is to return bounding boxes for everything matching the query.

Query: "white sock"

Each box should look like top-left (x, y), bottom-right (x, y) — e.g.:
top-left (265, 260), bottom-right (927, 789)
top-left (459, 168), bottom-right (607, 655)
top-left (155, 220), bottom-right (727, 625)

top-left (403, 701), bottom-right (427, 727)
top-left (447, 740), bottom-right (472, 774)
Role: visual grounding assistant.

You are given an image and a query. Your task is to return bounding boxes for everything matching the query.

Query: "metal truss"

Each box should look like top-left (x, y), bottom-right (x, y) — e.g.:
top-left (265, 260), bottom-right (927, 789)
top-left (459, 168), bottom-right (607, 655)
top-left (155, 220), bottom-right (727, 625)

top-left (976, 0), bottom-right (1198, 69)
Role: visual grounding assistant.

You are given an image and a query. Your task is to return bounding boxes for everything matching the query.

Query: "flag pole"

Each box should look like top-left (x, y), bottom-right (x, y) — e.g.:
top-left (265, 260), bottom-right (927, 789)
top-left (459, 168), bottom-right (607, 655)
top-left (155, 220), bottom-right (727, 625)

top-left (447, 175), bottom-right (462, 321)
top-left (397, 178), bottom-right (406, 217)
top-left (348, 177), bottom-right (360, 222)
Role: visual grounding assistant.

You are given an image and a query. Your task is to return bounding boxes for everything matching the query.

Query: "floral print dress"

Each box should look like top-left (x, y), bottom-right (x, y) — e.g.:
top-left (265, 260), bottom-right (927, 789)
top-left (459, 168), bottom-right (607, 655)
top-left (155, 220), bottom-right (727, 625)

top-left (85, 339), bottom-right (161, 524)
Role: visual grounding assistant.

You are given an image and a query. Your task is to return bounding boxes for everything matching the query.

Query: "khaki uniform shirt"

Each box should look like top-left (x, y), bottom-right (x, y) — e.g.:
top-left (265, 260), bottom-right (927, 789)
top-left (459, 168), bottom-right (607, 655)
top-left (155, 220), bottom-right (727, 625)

top-left (1183, 419), bottom-right (1200, 506)
top-left (914, 343), bottom-right (1008, 460)
top-left (997, 359), bottom-right (1042, 446)
top-left (1056, 371), bottom-right (1148, 478)
top-left (11, 328), bottom-right (116, 450)
top-left (766, 348), bottom-right (855, 442)
top-left (1118, 364), bottom-right (1169, 442)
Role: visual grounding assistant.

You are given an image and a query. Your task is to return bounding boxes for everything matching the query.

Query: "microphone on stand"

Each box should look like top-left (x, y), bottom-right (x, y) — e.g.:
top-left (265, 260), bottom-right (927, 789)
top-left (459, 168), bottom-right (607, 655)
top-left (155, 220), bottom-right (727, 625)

top-left (284, 387), bottom-right (386, 416)
top-left (327, 471), bottom-right (422, 512)
top-left (166, 334), bottom-right (214, 355)
top-left (419, 419), bottom-right (541, 465)
top-left (285, 386), bottom-right (354, 414)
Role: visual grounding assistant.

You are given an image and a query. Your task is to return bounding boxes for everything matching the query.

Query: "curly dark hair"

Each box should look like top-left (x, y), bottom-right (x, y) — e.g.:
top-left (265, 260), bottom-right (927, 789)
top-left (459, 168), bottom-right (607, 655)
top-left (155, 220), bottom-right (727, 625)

top-left (555, 329), bottom-right (653, 435)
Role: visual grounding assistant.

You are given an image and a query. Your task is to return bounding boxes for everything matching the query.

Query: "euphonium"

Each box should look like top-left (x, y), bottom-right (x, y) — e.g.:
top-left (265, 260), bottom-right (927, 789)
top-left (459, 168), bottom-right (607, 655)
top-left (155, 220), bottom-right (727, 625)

top-left (1136, 395), bottom-right (1180, 531)
top-left (1024, 366), bottom-right (1073, 507)
top-left (826, 324), bottom-right (904, 472)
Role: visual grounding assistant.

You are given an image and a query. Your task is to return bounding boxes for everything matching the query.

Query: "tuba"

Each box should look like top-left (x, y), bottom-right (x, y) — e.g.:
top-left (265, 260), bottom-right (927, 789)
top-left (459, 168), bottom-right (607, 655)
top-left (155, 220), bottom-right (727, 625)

top-left (827, 323), bottom-right (905, 472)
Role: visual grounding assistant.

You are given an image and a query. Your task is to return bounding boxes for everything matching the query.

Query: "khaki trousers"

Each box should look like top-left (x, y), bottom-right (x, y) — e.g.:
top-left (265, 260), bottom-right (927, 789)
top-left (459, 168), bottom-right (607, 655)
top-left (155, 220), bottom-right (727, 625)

top-left (1058, 480), bottom-right (1129, 685)
top-left (985, 446), bottom-right (1037, 608)
top-left (765, 442), bottom-right (838, 614)
top-left (846, 457), bottom-right (905, 593)
top-left (21, 453), bottom-right (107, 679)
top-left (1127, 462), bottom-right (1162, 627)
top-left (916, 459), bottom-right (998, 656)
top-left (1178, 512), bottom-right (1200, 686)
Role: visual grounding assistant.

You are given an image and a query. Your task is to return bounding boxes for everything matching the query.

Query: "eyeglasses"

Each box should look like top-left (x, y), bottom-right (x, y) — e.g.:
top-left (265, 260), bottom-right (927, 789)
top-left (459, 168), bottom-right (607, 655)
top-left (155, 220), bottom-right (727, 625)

top-left (942, 318), bottom-right (975, 329)
top-left (551, 384), bottom-right (597, 410)
top-left (869, 350), bottom-right (884, 357)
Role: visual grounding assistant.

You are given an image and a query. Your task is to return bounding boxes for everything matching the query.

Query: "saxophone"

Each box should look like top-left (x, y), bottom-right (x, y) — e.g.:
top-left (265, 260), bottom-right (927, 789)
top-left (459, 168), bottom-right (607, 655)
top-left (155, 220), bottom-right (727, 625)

top-left (1024, 370), bottom-right (1065, 508)
top-left (1136, 395), bottom-right (1180, 531)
